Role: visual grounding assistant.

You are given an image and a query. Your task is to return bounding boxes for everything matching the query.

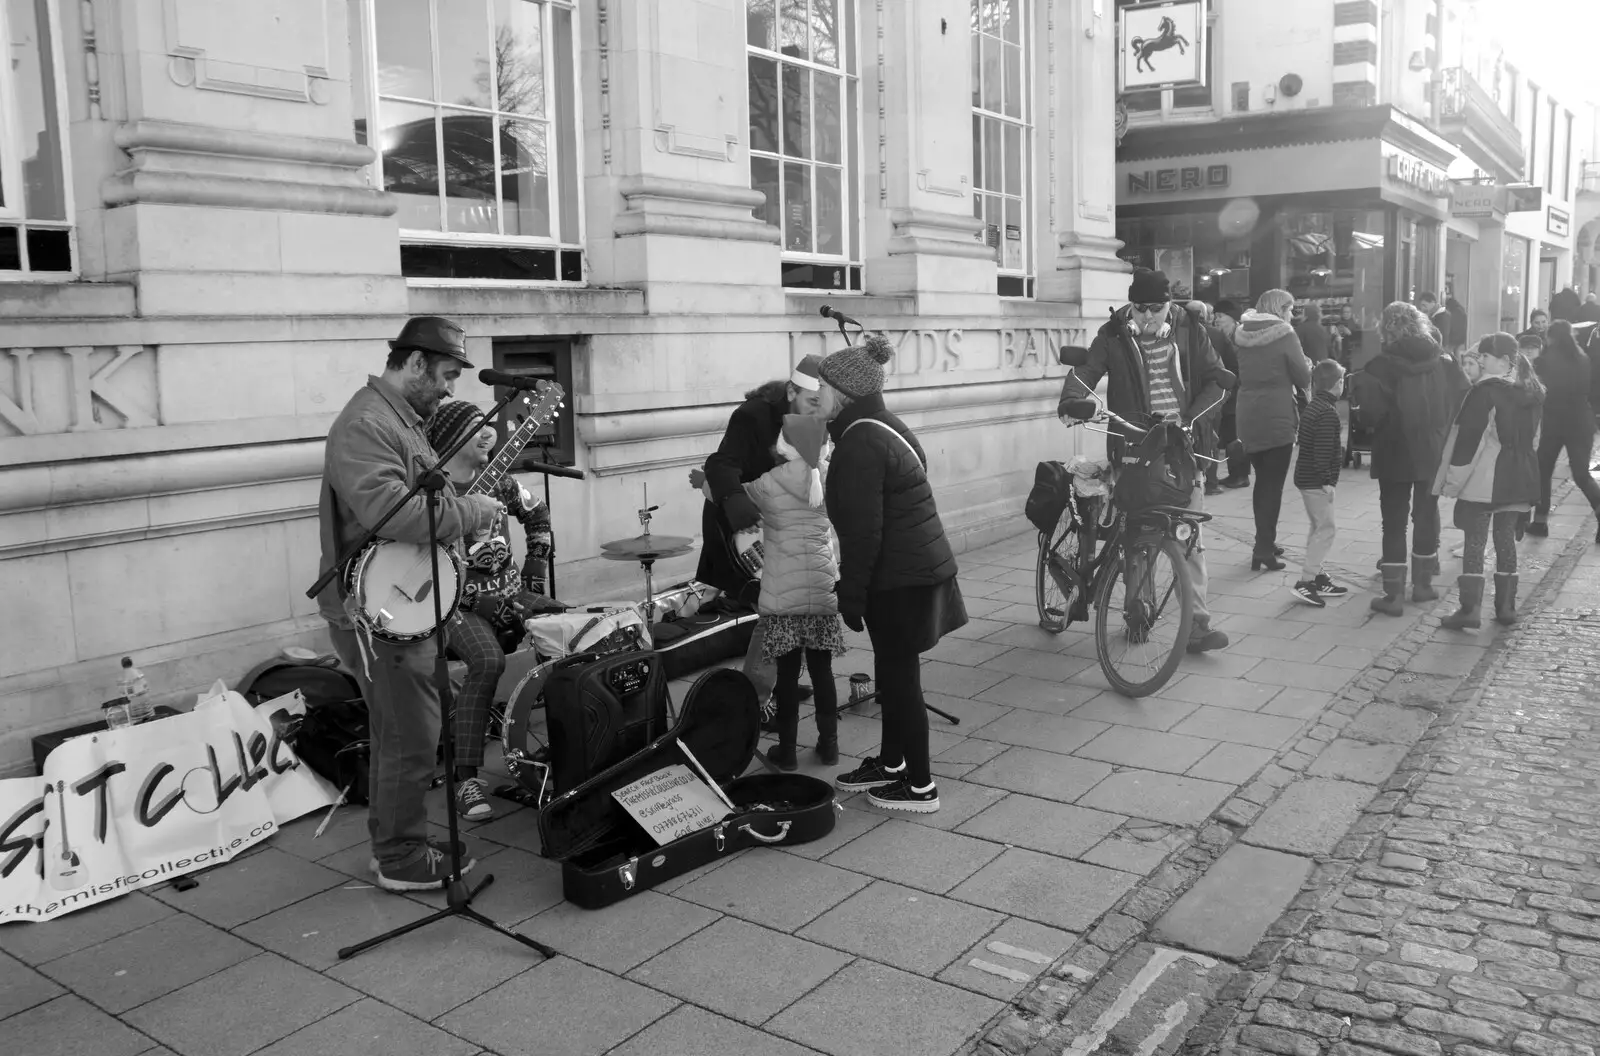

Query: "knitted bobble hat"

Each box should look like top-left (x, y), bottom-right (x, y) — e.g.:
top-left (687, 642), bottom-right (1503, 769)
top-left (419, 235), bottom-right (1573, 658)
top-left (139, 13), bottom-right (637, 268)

top-left (426, 399), bottom-right (486, 455)
top-left (818, 332), bottom-right (895, 400)
top-left (781, 414), bottom-right (830, 507)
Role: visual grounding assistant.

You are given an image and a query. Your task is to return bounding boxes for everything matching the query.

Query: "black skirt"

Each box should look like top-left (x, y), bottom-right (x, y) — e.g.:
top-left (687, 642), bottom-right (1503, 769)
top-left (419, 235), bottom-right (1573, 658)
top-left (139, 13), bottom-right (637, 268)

top-left (865, 577), bottom-right (968, 655)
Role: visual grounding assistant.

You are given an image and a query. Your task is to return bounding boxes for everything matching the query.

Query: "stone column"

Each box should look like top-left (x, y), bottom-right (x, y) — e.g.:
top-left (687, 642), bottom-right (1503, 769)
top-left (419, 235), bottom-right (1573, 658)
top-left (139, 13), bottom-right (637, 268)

top-left (579, 0), bottom-right (782, 314)
top-left (79, 0), bottom-right (403, 315)
top-left (860, 0), bottom-right (993, 310)
top-left (1035, 0), bottom-right (1129, 317)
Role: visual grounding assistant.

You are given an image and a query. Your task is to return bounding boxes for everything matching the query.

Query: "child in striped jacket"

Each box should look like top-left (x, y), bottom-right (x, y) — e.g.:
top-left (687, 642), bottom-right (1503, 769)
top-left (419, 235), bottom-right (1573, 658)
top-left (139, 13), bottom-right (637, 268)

top-left (1292, 359), bottom-right (1350, 607)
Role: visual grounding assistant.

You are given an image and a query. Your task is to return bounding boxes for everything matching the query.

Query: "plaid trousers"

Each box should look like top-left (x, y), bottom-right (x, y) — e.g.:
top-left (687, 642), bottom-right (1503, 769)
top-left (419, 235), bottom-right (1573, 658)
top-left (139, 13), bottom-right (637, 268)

top-left (447, 608), bottom-right (506, 770)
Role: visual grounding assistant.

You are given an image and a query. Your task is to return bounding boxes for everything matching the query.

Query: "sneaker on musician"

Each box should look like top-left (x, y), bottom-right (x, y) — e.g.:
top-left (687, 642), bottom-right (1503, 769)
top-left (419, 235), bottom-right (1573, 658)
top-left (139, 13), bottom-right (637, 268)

top-left (867, 779), bottom-right (940, 813)
top-left (455, 776), bottom-right (493, 821)
top-left (1312, 573), bottom-right (1348, 597)
top-left (1290, 580), bottom-right (1326, 608)
top-left (835, 756), bottom-right (905, 791)
top-left (372, 842), bottom-right (475, 892)
top-left (369, 838), bottom-right (469, 878)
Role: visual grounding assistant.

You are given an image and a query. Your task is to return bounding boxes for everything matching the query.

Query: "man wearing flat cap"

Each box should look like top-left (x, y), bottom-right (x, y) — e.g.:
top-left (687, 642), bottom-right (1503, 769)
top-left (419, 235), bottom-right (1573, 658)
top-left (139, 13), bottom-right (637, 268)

top-left (1057, 269), bottom-right (1232, 654)
top-left (316, 316), bottom-right (503, 893)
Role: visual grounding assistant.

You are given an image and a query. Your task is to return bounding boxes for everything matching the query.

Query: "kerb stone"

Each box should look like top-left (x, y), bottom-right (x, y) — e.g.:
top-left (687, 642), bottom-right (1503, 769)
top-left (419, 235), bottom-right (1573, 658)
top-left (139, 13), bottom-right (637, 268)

top-left (1154, 845), bottom-right (1315, 960)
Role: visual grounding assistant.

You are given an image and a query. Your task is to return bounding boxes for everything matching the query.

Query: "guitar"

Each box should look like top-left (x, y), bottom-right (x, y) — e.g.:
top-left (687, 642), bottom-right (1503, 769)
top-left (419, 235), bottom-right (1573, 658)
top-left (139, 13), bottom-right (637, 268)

top-left (698, 482), bottom-right (764, 581)
top-left (347, 381), bottom-right (566, 643)
top-left (49, 780), bottom-right (86, 892)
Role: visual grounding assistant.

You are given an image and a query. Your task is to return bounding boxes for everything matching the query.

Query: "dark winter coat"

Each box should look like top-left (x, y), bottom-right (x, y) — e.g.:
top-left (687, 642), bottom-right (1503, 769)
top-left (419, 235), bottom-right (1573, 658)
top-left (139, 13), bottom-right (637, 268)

top-left (1355, 334), bottom-right (1468, 483)
top-left (1435, 372), bottom-right (1544, 511)
top-left (1445, 300), bottom-right (1468, 349)
top-left (1294, 317), bottom-right (1330, 362)
top-left (823, 393), bottom-right (957, 620)
top-left (696, 382), bottom-right (787, 596)
top-left (1533, 344), bottom-right (1594, 442)
top-left (1551, 288), bottom-right (1583, 323)
top-left (1294, 391), bottom-right (1342, 490)
top-left (1233, 311), bottom-right (1312, 453)
top-left (1057, 304), bottom-right (1228, 455)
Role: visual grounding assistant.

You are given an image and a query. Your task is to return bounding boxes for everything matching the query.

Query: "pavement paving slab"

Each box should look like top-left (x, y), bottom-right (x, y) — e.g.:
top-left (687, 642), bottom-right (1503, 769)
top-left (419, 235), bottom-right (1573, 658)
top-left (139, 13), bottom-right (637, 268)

top-left (2, 995), bottom-right (154, 1056)
top-left (955, 794), bottom-right (1126, 859)
top-left (821, 817), bottom-right (1004, 895)
top-left (796, 879), bottom-right (1005, 976)
top-left (36, 912), bottom-right (257, 1014)
top-left (766, 958), bottom-right (1004, 1056)
top-left (1153, 844), bottom-right (1315, 959)
top-left (517, 890), bottom-right (721, 974)
top-left (606, 1004), bottom-right (825, 1056)
top-left (1076, 768), bottom-right (1234, 825)
top-left (0, 950), bottom-right (63, 1021)
top-left (0, 891), bottom-right (175, 966)
top-left (949, 848), bottom-right (1139, 932)
top-left (938, 915), bottom-right (1079, 1000)
top-left (1243, 777), bottom-right (1376, 856)
top-left (670, 847), bottom-right (870, 932)
top-left (250, 998), bottom-right (480, 1056)
top-left (964, 745), bottom-right (1115, 803)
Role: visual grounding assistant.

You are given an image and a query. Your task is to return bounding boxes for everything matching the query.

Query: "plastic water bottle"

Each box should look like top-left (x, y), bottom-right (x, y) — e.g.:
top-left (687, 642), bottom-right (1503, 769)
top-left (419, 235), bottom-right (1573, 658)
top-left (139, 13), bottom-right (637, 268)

top-left (119, 658), bottom-right (153, 724)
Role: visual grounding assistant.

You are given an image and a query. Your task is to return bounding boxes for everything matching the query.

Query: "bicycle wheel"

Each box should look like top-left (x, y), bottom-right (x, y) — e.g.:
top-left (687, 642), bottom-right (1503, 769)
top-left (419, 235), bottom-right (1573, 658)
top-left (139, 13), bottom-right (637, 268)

top-left (1093, 535), bottom-right (1194, 697)
top-left (1035, 507), bottom-right (1084, 633)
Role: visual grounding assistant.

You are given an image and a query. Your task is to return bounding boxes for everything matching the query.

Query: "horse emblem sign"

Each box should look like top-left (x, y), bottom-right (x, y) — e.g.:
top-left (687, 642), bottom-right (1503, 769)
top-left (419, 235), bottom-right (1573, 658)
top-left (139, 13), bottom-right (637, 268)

top-left (1118, 0), bottom-right (1206, 94)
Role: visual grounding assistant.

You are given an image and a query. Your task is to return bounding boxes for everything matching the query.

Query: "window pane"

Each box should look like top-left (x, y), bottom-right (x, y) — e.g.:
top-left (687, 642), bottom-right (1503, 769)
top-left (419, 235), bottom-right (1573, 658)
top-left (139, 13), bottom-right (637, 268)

top-left (811, 0), bottom-right (838, 66)
top-left (748, 0), bottom-right (775, 48)
top-left (847, 78), bottom-right (858, 259)
top-left (970, 23), bottom-right (981, 108)
top-left (1004, 42), bottom-right (1022, 118)
top-left (981, 34), bottom-right (1001, 112)
top-left (380, 100), bottom-right (444, 230)
top-left (751, 155), bottom-right (782, 229)
top-left (749, 56), bottom-right (779, 153)
top-left (972, 114), bottom-right (984, 189)
top-left (984, 119), bottom-right (1002, 198)
top-left (781, 0), bottom-right (808, 59)
top-left (492, 0), bottom-right (546, 116)
top-left (1003, 122), bottom-right (1020, 196)
top-left (784, 161), bottom-right (812, 252)
top-left (552, 3), bottom-right (579, 242)
top-left (8, 0), bottom-right (65, 219)
top-left (437, 0), bottom-right (493, 108)
top-left (1004, 197), bottom-right (1022, 270)
top-left (1001, 0), bottom-right (1019, 43)
top-left (984, 194), bottom-right (1001, 258)
top-left (440, 109), bottom-right (498, 232)
top-left (817, 166), bottom-right (843, 255)
top-left (844, 0), bottom-right (855, 70)
top-left (782, 63), bottom-right (811, 159)
top-left (815, 75), bottom-right (841, 164)
top-left (1124, 90), bottom-right (1159, 112)
top-left (376, 0), bottom-right (435, 99)
top-left (499, 117), bottom-right (550, 237)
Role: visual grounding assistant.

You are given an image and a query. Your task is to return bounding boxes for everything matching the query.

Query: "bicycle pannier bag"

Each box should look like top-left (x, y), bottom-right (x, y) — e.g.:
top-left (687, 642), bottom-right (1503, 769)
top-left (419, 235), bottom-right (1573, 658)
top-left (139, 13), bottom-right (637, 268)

top-left (1113, 422), bottom-right (1196, 512)
top-left (1024, 460), bottom-right (1073, 535)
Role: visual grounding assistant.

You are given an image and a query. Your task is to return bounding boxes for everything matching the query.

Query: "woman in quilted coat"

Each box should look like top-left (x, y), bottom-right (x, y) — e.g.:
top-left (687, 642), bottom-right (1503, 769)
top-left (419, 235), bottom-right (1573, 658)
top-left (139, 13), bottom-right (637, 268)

top-left (743, 414), bottom-right (845, 771)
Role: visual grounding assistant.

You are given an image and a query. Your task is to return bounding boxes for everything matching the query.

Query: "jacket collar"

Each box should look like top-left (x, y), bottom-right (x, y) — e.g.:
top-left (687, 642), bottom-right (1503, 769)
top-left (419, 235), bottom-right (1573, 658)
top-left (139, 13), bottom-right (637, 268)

top-left (368, 374), bottom-right (423, 429)
top-left (828, 392), bottom-right (887, 441)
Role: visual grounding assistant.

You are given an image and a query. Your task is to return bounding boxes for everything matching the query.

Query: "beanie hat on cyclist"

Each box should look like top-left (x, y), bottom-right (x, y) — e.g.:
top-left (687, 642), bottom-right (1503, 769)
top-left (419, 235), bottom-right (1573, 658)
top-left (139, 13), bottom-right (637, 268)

top-left (1128, 268), bottom-right (1171, 304)
top-left (426, 399), bottom-right (487, 456)
top-left (819, 332), bottom-right (895, 400)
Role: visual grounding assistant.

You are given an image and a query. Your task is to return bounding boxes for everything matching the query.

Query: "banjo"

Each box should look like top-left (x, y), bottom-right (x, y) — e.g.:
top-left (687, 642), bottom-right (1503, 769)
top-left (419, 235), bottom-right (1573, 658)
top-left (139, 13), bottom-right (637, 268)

top-left (347, 381), bottom-right (566, 643)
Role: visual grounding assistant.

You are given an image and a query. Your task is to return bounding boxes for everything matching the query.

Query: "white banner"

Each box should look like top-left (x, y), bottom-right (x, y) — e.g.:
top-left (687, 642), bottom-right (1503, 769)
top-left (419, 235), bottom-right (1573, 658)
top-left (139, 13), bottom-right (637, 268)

top-left (1118, 0), bottom-right (1206, 94)
top-left (0, 689), bottom-right (339, 923)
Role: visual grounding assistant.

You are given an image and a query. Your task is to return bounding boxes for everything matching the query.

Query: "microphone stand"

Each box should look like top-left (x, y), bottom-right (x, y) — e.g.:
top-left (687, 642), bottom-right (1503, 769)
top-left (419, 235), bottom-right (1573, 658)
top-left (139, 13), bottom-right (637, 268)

top-left (537, 441), bottom-right (557, 597)
top-left (306, 385), bottom-right (557, 963)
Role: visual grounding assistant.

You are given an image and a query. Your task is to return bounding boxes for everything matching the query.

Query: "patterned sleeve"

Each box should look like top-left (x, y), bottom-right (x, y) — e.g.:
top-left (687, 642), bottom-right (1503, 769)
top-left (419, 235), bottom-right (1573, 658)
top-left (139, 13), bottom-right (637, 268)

top-left (517, 496), bottom-right (552, 594)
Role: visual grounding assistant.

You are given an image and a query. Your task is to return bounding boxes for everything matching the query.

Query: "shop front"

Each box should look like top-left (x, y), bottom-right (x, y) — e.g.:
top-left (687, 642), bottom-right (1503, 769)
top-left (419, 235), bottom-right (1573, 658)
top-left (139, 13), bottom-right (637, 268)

top-left (1115, 107), bottom-right (1455, 369)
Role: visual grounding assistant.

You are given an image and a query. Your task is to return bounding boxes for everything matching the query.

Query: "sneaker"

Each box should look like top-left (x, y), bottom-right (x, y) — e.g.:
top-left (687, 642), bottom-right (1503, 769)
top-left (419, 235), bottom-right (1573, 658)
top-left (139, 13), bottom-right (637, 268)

top-left (455, 776), bottom-right (493, 821)
top-left (1186, 629), bottom-right (1230, 654)
top-left (371, 843), bottom-right (475, 892)
top-left (1313, 574), bottom-right (1349, 598)
top-left (1525, 521), bottom-right (1549, 537)
top-left (369, 838), bottom-right (469, 877)
top-left (867, 779), bottom-right (940, 813)
top-left (1291, 580), bottom-right (1327, 608)
top-left (835, 756), bottom-right (905, 791)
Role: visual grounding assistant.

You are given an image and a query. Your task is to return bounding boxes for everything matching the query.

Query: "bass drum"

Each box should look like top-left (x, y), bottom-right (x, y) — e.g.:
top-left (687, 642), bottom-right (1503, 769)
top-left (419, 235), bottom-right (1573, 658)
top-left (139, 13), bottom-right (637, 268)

top-left (501, 659), bottom-right (558, 801)
top-left (346, 540), bottom-right (464, 643)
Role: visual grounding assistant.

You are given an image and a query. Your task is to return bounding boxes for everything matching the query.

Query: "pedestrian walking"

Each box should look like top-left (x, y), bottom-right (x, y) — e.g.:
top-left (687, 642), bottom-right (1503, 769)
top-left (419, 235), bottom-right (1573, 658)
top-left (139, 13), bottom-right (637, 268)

top-left (1526, 320), bottom-right (1600, 544)
top-left (818, 333), bottom-right (967, 814)
top-left (1232, 288), bottom-right (1313, 571)
top-left (742, 414), bottom-right (846, 771)
top-left (1580, 292), bottom-right (1600, 325)
top-left (1291, 360), bottom-right (1349, 607)
top-left (1356, 302), bottom-right (1469, 616)
top-left (1435, 333), bottom-right (1545, 628)
top-left (1518, 308), bottom-right (1550, 351)
top-left (1210, 300), bottom-right (1250, 489)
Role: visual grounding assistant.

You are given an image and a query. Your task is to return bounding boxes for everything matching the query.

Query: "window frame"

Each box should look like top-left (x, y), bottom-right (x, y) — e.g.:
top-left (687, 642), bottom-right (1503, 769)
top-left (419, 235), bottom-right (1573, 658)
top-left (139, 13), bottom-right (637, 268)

top-left (1562, 110), bottom-right (1572, 201)
top-left (744, 0), bottom-right (864, 291)
top-left (350, 0), bottom-right (585, 284)
top-left (0, 0), bottom-right (75, 280)
top-left (970, 0), bottom-right (1033, 297)
top-left (1117, 0), bottom-right (1214, 121)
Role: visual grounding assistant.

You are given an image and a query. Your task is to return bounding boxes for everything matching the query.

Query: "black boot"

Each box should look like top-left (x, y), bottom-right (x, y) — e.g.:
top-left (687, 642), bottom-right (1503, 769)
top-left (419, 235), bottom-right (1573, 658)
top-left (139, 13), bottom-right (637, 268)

top-left (1493, 572), bottom-right (1519, 626)
top-left (765, 682), bottom-right (800, 772)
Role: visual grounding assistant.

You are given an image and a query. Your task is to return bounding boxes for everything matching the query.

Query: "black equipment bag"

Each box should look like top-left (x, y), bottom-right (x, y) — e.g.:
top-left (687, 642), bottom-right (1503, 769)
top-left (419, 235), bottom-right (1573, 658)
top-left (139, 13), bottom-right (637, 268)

top-left (650, 605), bottom-right (758, 681)
top-left (542, 649), bottom-right (671, 798)
top-left (539, 668), bottom-right (836, 909)
top-left (237, 654), bottom-right (371, 805)
top-left (1113, 421), bottom-right (1197, 512)
top-left (1024, 460), bottom-right (1073, 535)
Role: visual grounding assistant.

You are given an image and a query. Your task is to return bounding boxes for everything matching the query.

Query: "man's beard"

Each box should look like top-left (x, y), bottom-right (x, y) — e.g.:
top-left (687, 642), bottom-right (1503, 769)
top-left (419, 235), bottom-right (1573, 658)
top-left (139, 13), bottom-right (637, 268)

top-left (403, 376), bottom-right (441, 417)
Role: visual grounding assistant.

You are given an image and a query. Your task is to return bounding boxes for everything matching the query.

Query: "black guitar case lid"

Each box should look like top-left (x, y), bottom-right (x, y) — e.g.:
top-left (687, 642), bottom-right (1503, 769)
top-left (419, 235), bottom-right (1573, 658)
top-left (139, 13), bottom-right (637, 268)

top-left (537, 667), bottom-right (837, 908)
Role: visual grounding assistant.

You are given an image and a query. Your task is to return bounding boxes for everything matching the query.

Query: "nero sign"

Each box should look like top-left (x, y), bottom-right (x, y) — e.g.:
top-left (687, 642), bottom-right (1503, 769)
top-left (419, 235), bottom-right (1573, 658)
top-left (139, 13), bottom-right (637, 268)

top-left (0, 689), bottom-right (338, 923)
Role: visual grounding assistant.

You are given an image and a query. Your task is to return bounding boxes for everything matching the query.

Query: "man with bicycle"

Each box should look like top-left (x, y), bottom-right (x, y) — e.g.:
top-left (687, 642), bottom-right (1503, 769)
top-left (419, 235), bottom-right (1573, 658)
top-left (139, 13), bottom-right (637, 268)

top-left (1057, 268), bottom-right (1231, 654)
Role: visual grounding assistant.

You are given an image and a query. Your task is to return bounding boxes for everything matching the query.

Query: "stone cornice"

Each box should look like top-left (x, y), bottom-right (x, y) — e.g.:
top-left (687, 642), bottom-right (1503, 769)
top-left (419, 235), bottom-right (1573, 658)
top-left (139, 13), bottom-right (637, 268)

top-left (886, 207), bottom-right (993, 259)
top-left (613, 175), bottom-right (780, 244)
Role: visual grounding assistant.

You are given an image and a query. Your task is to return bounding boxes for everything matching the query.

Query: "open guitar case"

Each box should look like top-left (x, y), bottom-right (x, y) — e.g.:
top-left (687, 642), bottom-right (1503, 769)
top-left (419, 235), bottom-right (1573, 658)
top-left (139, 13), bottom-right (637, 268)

top-left (537, 667), bottom-right (837, 909)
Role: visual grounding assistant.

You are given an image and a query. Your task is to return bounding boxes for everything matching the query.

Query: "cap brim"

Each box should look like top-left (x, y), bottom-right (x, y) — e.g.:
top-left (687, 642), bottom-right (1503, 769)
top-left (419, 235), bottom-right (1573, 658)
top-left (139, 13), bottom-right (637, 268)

top-left (388, 341), bottom-right (474, 369)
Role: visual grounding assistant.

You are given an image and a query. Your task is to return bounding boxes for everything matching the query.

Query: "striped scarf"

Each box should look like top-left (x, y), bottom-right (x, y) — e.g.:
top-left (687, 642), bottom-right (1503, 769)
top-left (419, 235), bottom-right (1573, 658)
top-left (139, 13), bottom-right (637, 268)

top-left (1137, 334), bottom-right (1182, 419)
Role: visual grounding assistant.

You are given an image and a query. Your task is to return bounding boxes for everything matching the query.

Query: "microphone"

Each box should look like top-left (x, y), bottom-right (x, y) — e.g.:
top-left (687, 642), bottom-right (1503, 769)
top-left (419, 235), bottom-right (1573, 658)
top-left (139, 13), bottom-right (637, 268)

top-left (819, 304), bottom-right (861, 329)
top-left (519, 460), bottom-right (586, 481)
top-left (478, 368), bottom-right (544, 391)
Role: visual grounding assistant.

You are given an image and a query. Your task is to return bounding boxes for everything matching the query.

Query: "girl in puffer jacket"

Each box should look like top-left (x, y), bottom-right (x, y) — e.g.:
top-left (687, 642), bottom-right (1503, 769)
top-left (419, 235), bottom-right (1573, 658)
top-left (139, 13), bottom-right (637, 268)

top-left (743, 414), bottom-right (846, 771)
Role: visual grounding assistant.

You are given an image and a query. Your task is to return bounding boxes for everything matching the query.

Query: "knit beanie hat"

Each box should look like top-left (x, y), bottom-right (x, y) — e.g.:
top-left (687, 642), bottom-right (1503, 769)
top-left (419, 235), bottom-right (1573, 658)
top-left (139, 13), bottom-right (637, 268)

top-left (790, 353), bottom-right (824, 392)
top-left (426, 399), bottom-right (487, 455)
top-left (1128, 268), bottom-right (1171, 304)
top-left (818, 333), bottom-right (894, 400)
top-left (781, 414), bottom-right (830, 507)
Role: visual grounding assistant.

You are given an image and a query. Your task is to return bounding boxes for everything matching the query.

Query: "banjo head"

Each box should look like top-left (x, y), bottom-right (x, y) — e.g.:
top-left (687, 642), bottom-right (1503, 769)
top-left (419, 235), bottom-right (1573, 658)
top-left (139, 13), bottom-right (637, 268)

top-left (353, 541), bottom-right (463, 642)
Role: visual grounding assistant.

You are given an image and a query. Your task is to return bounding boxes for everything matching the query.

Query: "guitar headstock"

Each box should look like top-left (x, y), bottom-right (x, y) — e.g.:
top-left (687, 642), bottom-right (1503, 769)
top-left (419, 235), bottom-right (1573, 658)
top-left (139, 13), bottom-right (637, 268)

top-left (527, 380), bottom-right (565, 428)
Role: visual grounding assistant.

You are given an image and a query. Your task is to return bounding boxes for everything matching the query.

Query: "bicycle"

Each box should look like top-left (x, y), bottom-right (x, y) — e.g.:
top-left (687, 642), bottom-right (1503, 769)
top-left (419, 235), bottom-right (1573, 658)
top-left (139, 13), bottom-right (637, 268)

top-left (1035, 379), bottom-right (1227, 697)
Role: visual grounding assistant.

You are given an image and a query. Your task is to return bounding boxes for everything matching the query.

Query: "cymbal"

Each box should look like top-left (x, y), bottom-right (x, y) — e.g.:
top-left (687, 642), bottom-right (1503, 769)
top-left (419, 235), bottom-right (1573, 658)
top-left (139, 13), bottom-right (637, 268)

top-left (601, 533), bottom-right (693, 555)
top-left (602, 546), bottom-right (692, 563)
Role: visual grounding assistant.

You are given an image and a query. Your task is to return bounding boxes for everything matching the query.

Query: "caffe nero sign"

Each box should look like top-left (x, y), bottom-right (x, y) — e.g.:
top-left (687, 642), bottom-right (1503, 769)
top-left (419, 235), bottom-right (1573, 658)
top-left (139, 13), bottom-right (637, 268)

top-left (1385, 154), bottom-right (1449, 198)
top-left (1126, 164), bottom-right (1231, 195)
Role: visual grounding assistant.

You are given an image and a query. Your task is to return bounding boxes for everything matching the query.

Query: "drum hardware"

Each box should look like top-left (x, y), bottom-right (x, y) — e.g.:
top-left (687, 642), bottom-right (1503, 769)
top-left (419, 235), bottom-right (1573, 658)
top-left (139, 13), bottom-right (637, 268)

top-left (601, 484), bottom-right (694, 624)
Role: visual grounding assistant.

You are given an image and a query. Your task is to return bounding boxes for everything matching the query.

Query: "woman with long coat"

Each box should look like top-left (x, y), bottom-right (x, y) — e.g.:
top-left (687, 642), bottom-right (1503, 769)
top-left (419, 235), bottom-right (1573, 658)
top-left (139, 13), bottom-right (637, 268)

top-left (1232, 289), bottom-right (1312, 570)
top-left (816, 334), bottom-right (966, 815)
top-left (1527, 320), bottom-right (1600, 543)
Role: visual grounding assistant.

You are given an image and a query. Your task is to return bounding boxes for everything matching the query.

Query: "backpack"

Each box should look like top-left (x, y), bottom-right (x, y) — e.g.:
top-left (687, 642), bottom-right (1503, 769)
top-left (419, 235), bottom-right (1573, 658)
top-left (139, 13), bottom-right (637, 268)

top-left (1113, 421), bottom-right (1197, 512)
top-left (238, 655), bottom-right (371, 805)
top-left (1024, 461), bottom-right (1073, 535)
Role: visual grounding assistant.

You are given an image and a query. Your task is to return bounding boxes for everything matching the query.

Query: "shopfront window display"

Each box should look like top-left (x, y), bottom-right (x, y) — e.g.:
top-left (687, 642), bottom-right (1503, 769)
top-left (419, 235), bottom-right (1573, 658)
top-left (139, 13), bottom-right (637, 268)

top-left (1282, 208), bottom-right (1386, 370)
top-left (1501, 233), bottom-right (1529, 334)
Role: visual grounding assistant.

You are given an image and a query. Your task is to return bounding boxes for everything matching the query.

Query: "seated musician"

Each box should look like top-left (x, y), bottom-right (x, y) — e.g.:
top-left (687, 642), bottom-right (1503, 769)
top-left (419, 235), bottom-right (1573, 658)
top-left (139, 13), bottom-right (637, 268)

top-left (427, 400), bottom-right (566, 820)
